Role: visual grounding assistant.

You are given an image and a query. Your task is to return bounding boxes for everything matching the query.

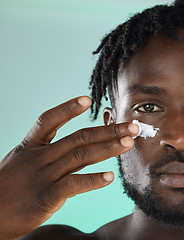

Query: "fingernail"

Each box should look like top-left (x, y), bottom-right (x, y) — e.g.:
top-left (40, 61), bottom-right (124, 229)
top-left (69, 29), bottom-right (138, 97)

top-left (120, 136), bottom-right (134, 147)
top-left (78, 96), bottom-right (92, 107)
top-left (128, 123), bottom-right (139, 135)
top-left (103, 172), bottom-right (114, 182)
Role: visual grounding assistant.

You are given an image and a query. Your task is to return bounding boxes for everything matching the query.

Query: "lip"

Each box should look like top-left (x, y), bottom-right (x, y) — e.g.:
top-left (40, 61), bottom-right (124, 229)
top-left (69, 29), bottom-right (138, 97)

top-left (160, 174), bottom-right (184, 188)
top-left (156, 162), bottom-right (184, 188)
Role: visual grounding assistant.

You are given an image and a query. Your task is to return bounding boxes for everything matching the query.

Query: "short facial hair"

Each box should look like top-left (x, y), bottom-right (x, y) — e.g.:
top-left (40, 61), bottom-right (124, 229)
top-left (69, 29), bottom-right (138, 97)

top-left (117, 150), bottom-right (184, 227)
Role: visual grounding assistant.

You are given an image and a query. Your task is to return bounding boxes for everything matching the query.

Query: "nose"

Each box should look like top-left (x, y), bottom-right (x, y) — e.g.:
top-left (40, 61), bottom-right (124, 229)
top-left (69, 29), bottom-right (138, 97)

top-left (160, 113), bottom-right (184, 151)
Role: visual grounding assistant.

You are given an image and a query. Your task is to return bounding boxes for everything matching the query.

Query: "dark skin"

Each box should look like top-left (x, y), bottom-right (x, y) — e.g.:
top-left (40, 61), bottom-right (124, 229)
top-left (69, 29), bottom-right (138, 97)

top-left (0, 96), bottom-right (138, 240)
top-left (2, 28), bottom-right (184, 240)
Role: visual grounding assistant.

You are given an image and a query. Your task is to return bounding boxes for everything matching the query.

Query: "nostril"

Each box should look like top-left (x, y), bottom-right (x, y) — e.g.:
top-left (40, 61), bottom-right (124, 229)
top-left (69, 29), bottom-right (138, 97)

top-left (160, 140), bottom-right (176, 150)
top-left (160, 140), bottom-right (175, 149)
top-left (165, 144), bottom-right (175, 149)
top-left (160, 134), bottom-right (184, 151)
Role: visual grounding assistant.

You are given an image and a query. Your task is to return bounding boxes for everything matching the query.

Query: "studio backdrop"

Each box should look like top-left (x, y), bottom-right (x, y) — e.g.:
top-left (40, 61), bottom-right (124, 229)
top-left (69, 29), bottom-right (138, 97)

top-left (0, 0), bottom-right (173, 233)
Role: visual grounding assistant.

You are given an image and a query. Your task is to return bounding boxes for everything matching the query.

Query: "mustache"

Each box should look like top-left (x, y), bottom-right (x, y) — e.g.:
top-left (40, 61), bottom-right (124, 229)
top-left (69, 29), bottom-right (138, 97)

top-left (149, 150), bottom-right (184, 176)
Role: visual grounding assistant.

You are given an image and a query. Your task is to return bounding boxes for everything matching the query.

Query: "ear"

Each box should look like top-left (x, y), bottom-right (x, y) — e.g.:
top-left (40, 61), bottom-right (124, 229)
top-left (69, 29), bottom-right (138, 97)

top-left (103, 107), bottom-right (115, 125)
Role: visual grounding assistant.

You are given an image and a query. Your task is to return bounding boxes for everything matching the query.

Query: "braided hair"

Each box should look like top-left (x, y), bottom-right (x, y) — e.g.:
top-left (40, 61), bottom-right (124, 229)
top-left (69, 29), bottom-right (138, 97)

top-left (89, 0), bottom-right (184, 120)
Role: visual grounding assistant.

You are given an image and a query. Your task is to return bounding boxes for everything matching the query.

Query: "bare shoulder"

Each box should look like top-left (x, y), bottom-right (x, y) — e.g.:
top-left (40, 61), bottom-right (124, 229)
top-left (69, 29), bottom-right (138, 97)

top-left (93, 215), bottom-right (132, 240)
top-left (17, 215), bottom-right (131, 240)
top-left (17, 225), bottom-right (98, 240)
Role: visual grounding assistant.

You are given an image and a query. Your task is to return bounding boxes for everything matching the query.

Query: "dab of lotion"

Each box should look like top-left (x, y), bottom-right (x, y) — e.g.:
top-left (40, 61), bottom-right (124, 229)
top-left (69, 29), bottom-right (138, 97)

top-left (132, 120), bottom-right (159, 139)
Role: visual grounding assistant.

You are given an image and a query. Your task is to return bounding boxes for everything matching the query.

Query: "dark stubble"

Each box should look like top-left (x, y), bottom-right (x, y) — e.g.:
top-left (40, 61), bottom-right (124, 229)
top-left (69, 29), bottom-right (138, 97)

top-left (117, 151), bottom-right (184, 227)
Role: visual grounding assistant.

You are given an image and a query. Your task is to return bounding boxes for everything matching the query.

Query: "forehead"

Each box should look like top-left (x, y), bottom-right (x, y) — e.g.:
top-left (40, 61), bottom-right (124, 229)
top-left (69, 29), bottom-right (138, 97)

top-left (117, 28), bottom-right (184, 93)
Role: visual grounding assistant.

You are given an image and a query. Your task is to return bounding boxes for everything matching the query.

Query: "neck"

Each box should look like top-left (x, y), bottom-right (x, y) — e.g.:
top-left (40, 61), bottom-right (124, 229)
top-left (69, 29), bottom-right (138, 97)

top-left (127, 206), bottom-right (184, 240)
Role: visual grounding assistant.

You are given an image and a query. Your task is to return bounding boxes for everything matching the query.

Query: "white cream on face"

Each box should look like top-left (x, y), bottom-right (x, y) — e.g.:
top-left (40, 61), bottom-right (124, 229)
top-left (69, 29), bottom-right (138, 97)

top-left (132, 119), bottom-right (159, 139)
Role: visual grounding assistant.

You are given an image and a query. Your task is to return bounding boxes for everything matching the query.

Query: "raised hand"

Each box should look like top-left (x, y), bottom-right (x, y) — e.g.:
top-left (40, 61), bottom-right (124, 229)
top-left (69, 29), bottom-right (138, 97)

top-left (0, 96), bottom-right (139, 240)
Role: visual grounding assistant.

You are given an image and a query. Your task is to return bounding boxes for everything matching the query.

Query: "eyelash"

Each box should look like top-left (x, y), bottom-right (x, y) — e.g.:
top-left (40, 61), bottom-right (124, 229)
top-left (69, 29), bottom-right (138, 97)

top-left (135, 103), bottom-right (163, 113)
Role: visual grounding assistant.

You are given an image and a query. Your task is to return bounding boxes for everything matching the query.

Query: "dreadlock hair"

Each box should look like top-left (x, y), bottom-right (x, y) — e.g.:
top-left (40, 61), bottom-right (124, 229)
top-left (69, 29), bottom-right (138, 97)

top-left (89, 0), bottom-right (184, 120)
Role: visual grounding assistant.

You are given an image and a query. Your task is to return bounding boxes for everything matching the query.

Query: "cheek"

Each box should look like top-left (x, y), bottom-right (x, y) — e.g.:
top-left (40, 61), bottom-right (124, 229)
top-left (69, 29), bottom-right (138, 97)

top-left (116, 99), bottom-right (164, 191)
top-left (120, 138), bottom-right (157, 193)
top-left (136, 137), bottom-right (160, 164)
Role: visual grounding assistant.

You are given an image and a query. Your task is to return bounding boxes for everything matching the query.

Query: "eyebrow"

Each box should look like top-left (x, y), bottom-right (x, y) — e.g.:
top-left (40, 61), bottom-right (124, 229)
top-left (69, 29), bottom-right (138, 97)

top-left (128, 84), bottom-right (166, 96)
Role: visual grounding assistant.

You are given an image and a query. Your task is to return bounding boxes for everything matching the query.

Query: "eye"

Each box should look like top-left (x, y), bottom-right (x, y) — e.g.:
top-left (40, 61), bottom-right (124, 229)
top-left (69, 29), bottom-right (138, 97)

top-left (136, 104), bottom-right (162, 113)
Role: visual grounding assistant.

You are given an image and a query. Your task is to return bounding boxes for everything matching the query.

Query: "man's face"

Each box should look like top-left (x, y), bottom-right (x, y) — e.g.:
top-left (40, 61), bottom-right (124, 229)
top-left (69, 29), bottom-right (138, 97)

top-left (114, 29), bottom-right (184, 226)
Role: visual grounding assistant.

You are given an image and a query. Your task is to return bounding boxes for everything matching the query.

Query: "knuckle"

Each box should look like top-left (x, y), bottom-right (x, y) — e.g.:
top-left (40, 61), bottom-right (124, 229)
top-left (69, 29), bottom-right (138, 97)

top-left (75, 176), bottom-right (83, 188)
top-left (62, 176), bottom-right (75, 193)
top-left (77, 129), bottom-right (86, 143)
top-left (105, 140), bottom-right (114, 150)
top-left (75, 128), bottom-right (89, 144)
top-left (36, 112), bottom-right (50, 127)
top-left (34, 184), bottom-right (59, 214)
top-left (34, 188), bottom-right (50, 212)
top-left (63, 176), bottom-right (70, 189)
top-left (88, 174), bottom-right (96, 186)
top-left (113, 124), bottom-right (121, 137)
top-left (73, 128), bottom-right (95, 146)
top-left (12, 142), bottom-right (25, 155)
top-left (73, 146), bottom-right (87, 162)
top-left (62, 175), bottom-right (84, 198)
top-left (62, 102), bottom-right (73, 115)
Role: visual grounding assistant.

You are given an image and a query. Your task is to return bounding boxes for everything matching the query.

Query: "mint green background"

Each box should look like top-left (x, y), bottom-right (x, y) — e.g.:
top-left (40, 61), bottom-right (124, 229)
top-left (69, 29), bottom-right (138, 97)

top-left (0, 0), bottom-right (173, 233)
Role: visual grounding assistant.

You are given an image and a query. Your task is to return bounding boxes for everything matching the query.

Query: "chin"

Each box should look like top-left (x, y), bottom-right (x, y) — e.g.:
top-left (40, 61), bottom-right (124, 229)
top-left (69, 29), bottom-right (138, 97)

top-left (123, 176), bottom-right (184, 227)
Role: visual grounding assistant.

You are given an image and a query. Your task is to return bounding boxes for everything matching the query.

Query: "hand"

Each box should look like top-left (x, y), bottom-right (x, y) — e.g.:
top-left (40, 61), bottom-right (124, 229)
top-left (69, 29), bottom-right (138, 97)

top-left (0, 96), bottom-right (139, 240)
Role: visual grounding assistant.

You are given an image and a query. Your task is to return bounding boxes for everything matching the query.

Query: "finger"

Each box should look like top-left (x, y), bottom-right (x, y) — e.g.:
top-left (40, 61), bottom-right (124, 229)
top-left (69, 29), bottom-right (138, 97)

top-left (23, 96), bottom-right (92, 146)
top-left (50, 172), bottom-right (114, 204)
top-left (45, 122), bottom-right (139, 162)
top-left (46, 136), bottom-right (134, 181)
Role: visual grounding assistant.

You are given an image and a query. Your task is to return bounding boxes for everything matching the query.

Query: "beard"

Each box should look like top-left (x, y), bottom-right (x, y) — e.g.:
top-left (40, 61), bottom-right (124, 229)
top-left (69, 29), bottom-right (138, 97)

top-left (117, 152), bottom-right (184, 227)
